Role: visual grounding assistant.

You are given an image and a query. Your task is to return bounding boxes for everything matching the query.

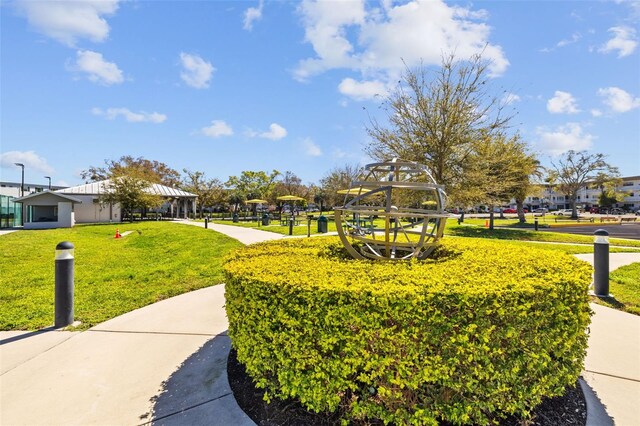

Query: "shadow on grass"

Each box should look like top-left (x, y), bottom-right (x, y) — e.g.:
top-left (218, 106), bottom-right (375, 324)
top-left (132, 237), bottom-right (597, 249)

top-left (447, 225), bottom-right (537, 241)
top-left (590, 296), bottom-right (626, 311)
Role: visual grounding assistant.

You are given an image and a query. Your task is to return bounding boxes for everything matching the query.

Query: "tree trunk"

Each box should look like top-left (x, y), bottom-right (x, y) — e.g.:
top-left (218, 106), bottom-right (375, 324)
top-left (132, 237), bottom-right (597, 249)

top-left (489, 210), bottom-right (495, 230)
top-left (459, 211), bottom-right (465, 223)
top-left (516, 200), bottom-right (526, 223)
top-left (571, 196), bottom-right (578, 219)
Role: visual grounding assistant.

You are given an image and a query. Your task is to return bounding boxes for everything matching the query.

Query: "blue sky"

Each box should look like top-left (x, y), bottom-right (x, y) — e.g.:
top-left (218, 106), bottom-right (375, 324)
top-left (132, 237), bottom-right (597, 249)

top-left (1, 0), bottom-right (639, 188)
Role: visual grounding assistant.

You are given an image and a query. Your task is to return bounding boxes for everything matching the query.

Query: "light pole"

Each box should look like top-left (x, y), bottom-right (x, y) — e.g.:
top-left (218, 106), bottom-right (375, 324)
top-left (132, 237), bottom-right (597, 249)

top-left (44, 176), bottom-right (52, 190)
top-left (14, 163), bottom-right (24, 197)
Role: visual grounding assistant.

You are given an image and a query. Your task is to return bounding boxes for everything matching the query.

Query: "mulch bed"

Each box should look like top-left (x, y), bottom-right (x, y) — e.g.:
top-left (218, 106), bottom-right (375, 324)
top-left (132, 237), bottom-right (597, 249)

top-left (227, 349), bottom-right (586, 426)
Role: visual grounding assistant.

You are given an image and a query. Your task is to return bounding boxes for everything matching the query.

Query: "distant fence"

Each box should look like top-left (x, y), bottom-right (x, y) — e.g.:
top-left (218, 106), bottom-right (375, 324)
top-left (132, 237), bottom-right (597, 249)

top-left (0, 195), bottom-right (22, 228)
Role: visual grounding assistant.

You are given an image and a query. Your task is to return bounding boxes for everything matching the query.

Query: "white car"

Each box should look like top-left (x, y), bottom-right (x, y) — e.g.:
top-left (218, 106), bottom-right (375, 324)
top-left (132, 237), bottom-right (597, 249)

top-left (532, 208), bottom-right (548, 213)
top-left (554, 209), bottom-right (574, 216)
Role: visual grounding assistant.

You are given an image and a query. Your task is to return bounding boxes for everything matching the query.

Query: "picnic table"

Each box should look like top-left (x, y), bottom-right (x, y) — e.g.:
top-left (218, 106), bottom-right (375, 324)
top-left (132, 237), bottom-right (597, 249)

top-left (280, 217), bottom-right (301, 226)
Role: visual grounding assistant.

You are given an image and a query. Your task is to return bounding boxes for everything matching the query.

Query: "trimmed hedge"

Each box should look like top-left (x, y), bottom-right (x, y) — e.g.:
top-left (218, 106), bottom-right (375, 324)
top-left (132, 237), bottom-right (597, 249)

top-left (224, 237), bottom-right (592, 425)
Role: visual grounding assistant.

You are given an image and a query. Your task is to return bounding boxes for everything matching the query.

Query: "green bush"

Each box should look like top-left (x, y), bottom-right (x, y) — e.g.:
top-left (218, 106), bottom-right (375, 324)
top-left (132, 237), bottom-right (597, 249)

top-left (224, 237), bottom-right (592, 425)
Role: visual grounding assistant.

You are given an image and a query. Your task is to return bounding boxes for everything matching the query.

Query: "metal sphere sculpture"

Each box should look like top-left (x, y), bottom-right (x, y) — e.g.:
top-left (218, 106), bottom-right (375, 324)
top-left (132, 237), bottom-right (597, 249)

top-left (335, 159), bottom-right (448, 260)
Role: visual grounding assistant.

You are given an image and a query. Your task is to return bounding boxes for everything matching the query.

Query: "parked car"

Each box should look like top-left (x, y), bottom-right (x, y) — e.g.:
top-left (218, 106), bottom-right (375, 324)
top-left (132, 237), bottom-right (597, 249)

top-left (503, 208), bottom-right (517, 213)
top-left (608, 208), bottom-right (625, 215)
top-left (554, 209), bottom-right (574, 216)
top-left (532, 208), bottom-right (548, 213)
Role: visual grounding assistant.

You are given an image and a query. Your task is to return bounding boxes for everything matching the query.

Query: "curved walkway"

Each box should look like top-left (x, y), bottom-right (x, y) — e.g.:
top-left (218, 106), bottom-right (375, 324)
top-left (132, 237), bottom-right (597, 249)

top-left (1, 222), bottom-right (638, 425)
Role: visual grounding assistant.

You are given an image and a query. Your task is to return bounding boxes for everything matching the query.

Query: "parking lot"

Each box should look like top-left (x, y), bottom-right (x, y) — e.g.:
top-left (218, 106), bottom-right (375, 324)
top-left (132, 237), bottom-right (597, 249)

top-left (537, 223), bottom-right (640, 240)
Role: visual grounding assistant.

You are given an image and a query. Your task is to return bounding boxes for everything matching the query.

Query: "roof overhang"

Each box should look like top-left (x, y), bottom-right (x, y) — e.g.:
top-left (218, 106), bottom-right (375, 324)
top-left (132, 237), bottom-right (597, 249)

top-left (15, 191), bottom-right (83, 204)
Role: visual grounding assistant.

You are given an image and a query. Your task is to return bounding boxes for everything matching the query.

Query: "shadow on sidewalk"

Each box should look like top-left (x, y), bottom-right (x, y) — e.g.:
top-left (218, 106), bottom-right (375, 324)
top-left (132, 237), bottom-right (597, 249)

top-left (140, 332), bottom-right (250, 425)
top-left (0, 326), bottom-right (58, 345)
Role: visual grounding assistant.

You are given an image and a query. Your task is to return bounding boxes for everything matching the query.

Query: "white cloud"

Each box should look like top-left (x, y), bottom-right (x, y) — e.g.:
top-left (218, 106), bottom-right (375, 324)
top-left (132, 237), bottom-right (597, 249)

top-left (259, 123), bottom-right (288, 140)
top-left (590, 109), bottom-right (603, 117)
top-left (502, 92), bottom-right (521, 105)
top-left (338, 78), bottom-right (387, 100)
top-left (547, 91), bottom-right (580, 114)
top-left (302, 138), bottom-right (322, 156)
top-left (180, 53), bottom-right (214, 89)
top-left (332, 148), bottom-right (348, 158)
top-left (15, 0), bottom-right (119, 46)
top-left (536, 123), bottom-right (595, 156)
top-left (92, 107), bottom-right (167, 123)
top-left (243, 0), bottom-right (264, 31)
top-left (0, 150), bottom-right (54, 174)
top-left (597, 87), bottom-right (640, 113)
top-left (294, 0), bottom-right (508, 85)
top-left (557, 32), bottom-right (581, 47)
top-left (75, 50), bottom-right (123, 85)
top-left (201, 120), bottom-right (233, 138)
top-left (599, 26), bottom-right (638, 57)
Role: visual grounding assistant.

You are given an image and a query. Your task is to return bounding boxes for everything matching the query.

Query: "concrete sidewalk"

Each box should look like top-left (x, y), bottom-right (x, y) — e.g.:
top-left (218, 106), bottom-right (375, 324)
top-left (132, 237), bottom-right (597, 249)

top-left (2, 223), bottom-right (638, 425)
top-left (180, 219), bottom-right (284, 245)
top-left (573, 252), bottom-right (640, 426)
top-left (0, 285), bottom-right (253, 425)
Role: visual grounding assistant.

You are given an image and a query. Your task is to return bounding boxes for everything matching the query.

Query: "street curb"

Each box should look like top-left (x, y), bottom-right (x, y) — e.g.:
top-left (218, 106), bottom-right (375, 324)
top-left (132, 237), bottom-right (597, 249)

top-left (579, 377), bottom-right (614, 426)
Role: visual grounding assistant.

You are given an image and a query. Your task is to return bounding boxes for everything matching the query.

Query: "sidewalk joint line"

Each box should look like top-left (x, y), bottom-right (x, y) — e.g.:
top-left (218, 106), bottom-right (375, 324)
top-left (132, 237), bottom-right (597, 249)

top-left (584, 369), bottom-right (640, 383)
top-left (0, 332), bottom-right (78, 376)
top-left (88, 329), bottom-right (228, 337)
top-left (137, 392), bottom-right (233, 425)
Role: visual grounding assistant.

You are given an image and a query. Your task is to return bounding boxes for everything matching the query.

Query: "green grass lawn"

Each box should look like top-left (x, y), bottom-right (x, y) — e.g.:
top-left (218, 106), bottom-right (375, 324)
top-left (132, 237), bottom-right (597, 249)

top-left (212, 218), bottom-right (340, 236)
top-left (0, 222), bottom-right (242, 330)
top-left (591, 263), bottom-right (640, 315)
top-left (212, 216), bottom-right (640, 248)
top-left (446, 223), bottom-right (640, 248)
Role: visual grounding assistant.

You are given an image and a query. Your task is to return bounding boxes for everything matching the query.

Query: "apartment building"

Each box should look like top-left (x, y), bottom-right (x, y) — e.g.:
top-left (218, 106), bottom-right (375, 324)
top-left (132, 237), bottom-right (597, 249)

top-left (521, 175), bottom-right (640, 212)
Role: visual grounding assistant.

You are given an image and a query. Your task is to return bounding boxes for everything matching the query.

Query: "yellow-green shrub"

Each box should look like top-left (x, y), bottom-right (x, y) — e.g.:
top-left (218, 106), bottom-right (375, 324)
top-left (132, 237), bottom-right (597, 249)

top-left (224, 237), bottom-right (592, 425)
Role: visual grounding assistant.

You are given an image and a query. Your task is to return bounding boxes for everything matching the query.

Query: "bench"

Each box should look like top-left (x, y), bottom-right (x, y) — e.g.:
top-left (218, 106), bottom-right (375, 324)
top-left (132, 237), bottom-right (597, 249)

top-left (621, 217), bottom-right (637, 223)
top-left (600, 217), bottom-right (620, 223)
top-left (554, 217), bottom-right (594, 223)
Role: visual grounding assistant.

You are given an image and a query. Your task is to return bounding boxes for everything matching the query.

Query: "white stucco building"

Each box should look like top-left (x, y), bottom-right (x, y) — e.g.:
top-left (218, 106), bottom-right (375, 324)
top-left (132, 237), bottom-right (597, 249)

top-left (520, 175), bottom-right (640, 212)
top-left (15, 179), bottom-right (197, 229)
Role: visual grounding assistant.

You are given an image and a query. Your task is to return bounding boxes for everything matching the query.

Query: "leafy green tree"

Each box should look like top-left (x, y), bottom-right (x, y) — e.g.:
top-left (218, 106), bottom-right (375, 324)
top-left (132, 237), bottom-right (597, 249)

top-left (100, 173), bottom-right (163, 222)
top-left (81, 155), bottom-right (181, 186)
top-left (310, 185), bottom-right (327, 212)
top-left (457, 133), bottom-right (536, 229)
top-left (226, 170), bottom-right (280, 213)
top-left (365, 53), bottom-right (514, 198)
top-left (547, 151), bottom-right (619, 219)
top-left (509, 149), bottom-right (542, 223)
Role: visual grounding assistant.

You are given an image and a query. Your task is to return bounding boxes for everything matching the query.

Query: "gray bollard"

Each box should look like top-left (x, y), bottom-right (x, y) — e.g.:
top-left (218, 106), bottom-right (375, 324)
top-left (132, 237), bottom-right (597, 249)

top-left (534, 218), bottom-right (538, 231)
top-left (55, 241), bottom-right (74, 328)
top-left (593, 229), bottom-right (610, 297)
top-left (289, 216), bottom-right (294, 236)
top-left (204, 217), bottom-right (208, 229)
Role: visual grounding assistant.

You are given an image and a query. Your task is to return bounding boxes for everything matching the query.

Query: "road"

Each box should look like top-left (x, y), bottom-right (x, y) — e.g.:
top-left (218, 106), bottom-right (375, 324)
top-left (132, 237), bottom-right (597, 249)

top-left (538, 223), bottom-right (640, 240)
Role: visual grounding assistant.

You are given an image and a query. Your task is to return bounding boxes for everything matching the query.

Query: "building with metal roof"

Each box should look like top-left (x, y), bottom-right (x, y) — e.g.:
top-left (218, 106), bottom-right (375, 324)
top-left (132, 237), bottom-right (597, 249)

top-left (13, 179), bottom-right (197, 228)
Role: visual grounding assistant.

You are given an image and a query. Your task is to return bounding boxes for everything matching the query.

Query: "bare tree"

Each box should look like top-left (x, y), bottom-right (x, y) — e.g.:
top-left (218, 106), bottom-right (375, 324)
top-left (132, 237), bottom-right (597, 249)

top-left (365, 53), bottom-right (514, 198)
top-left (547, 151), bottom-right (619, 219)
top-left (320, 164), bottom-right (362, 208)
top-left (181, 170), bottom-right (224, 218)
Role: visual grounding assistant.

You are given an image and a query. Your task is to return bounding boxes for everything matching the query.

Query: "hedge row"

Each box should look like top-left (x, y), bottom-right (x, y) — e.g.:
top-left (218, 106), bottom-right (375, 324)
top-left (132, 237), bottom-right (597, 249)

top-left (224, 237), bottom-right (592, 425)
